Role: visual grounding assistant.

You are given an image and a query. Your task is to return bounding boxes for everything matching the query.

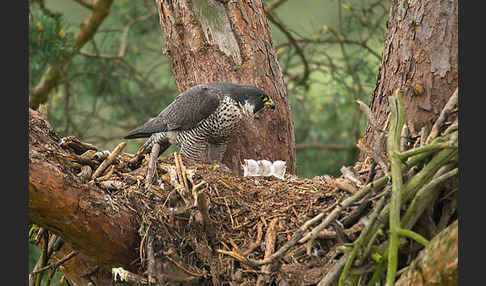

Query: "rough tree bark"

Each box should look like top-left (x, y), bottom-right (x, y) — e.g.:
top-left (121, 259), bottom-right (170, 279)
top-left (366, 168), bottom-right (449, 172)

top-left (29, 109), bottom-right (139, 285)
top-left (155, 0), bottom-right (296, 175)
top-left (395, 220), bottom-right (458, 286)
top-left (361, 0), bottom-right (458, 159)
top-left (352, 0), bottom-right (458, 284)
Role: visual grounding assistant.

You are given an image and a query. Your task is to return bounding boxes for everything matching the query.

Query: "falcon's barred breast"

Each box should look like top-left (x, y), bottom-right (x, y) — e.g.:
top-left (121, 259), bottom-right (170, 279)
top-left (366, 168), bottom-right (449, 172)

top-left (124, 82), bottom-right (275, 163)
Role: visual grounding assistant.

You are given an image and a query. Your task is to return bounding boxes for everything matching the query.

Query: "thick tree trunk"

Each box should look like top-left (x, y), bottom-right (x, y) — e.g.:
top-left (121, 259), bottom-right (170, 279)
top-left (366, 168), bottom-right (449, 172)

top-left (361, 0), bottom-right (458, 159)
top-left (29, 109), bottom-right (139, 285)
top-left (155, 0), bottom-right (296, 174)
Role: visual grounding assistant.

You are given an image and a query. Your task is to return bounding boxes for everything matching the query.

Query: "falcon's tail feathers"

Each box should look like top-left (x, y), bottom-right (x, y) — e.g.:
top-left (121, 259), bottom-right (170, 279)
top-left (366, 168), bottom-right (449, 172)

top-left (123, 132), bottom-right (153, 139)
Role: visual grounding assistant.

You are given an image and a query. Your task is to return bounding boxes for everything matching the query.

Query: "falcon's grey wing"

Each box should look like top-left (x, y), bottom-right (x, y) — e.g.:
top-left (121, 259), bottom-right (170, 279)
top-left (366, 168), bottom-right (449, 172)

top-left (123, 84), bottom-right (221, 139)
top-left (163, 84), bottom-right (222, 130)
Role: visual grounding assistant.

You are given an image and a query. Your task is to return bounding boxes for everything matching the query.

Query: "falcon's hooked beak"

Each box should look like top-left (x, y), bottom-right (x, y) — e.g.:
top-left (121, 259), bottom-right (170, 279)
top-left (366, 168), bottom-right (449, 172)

top-left (264, 96), bottom-right (275, 110)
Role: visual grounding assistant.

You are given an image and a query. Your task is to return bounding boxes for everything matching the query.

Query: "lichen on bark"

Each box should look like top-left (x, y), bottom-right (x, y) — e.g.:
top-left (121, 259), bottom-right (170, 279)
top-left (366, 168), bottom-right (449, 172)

top-left (192, 0), bottom-right (242, 65)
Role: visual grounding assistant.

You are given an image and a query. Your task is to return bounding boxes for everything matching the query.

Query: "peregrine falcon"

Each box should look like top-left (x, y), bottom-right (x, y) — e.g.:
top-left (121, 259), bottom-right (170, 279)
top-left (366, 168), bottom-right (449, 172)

top-left (124, 82), bottom-right (275, 164)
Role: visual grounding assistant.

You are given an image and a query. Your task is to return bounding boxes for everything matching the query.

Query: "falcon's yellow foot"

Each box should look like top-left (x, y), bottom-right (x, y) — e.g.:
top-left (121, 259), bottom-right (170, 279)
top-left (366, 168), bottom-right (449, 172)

top-left (212, 162), bottom-right (233, 174)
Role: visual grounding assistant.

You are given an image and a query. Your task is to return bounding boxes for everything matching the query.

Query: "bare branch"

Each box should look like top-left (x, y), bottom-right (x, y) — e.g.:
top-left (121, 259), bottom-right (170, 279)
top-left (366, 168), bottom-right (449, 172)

top-left (426, 88), bottom-right (458, 144)
top-left (30, 0), bottom-right (115, 110)
top-left (277, 37), bottom-right (382, 60)
top-left (356, 100), bottom-right (379, 132)
top-left (296, 143), bottom-right (351, 151)
top-left (256, 218), bottom-right (278, 286)
top-left (73, 0), bottom-right (95, 9)
top-left (264, 0), bottom-right (288, 13)
top-left (31, 251), bottom-right (78, 275)
top-left (265, 12), bottom-right (310, 86)
top-left (91, 142), bottom-right (127, 180)
top-left (144, 143), bottom-right (160, 187)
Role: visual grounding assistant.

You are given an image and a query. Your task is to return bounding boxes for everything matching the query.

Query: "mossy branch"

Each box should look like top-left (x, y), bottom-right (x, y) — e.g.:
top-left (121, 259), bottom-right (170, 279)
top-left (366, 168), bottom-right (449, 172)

top-left (338, 196), bottom-right (386, 286)
top-left (398, 142), bottom-right (456, 161)
top-left (355, 146), bottom-right (457, 283)
top-left (34, 231), bottom-right (49, 286)
top-left (401, 168), bottom-right (458, 229)
top-left (337, 88), bottom-right (458, 285)
top-left (396, 228), bottom-right (429, 246)
top-left (385, 89), bottom-right (404, 286)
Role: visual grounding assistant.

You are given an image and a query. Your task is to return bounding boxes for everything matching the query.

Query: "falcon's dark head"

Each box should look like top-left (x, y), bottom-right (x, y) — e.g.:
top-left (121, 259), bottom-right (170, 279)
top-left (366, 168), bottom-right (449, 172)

top-left (256, 92), bottom-right (276, 112)
top-left (230, 84), bottom-right (275, 115)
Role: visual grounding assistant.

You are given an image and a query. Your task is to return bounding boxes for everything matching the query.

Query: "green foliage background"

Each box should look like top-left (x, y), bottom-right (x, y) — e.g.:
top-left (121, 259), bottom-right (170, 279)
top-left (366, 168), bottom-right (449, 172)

top-left (30, 0), bottom-right (388, 178)
top-left (29, 0), bottom-right (388, 281)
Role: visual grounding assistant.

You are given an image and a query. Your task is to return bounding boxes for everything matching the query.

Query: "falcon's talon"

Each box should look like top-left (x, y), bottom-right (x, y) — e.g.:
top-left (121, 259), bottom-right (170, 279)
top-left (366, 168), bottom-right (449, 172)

top-left (124, 82), bottom-right (275, 164)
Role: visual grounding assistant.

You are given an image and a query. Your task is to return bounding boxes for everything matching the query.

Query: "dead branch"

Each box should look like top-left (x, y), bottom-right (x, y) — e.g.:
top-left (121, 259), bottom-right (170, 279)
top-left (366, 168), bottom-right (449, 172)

top-left (146, 235), bottom-right (158, 283)
top-left (197, 191), bottom-right (217, 251)
top-left (60, 135), bottom-right (98, 154)
top-left (334, 178), bottom-right (358, 194)
top-left (299, 174), bottom-right (389, 244)
top-left (79, 12), bottom-right (155, 60)
top-left (145, 142), bottom-right (160, 187)
top-left (175, 152), bottom-right (190, 194)
top-left (92, 141), bottom-right (126, 179)
top-left (95, 165), bottom-right (115, 182)
top-left (31, 251), bottom-right (78, 275)
top-left (357, 100), bottom-right (379, 132)
top-left (256, 218), bottom-right (279, 286)
top-left (400, 123), bottom-right (410, 152)
top-left (316, 221), bottom-right (362, 240)
top-left (342, 193), bottom-right (371, 227)
top-left (317, 254), bottom-right (348, 286)
top-left (217, 211), bottom-right (326, 267)
top-left (426, 88), bottom-right (458, 144)
top-left (437, 195), bottom-right (457, 232)
top-left (242, 222), bottom-right (264, 256)
top-left (78, 165), bottom-right (93, 181)
top-left (340, 166), bottom-right (363, 187)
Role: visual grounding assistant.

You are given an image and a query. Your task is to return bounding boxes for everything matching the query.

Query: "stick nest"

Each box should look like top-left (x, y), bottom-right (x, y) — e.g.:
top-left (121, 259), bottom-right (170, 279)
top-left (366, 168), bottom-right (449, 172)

top-left (86, 151), bottom-right (364, 285)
